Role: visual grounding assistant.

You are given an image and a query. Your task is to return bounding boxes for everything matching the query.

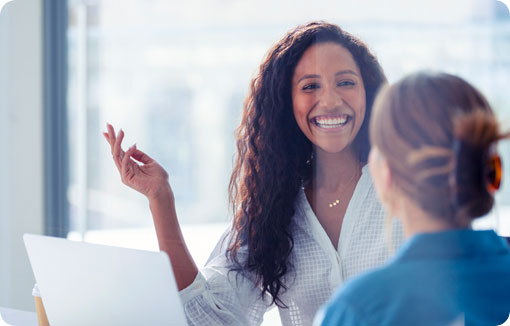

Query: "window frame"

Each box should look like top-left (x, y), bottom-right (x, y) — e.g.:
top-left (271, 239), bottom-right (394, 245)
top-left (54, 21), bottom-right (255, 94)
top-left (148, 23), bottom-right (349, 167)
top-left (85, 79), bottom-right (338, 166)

top-left (43, 0), bottom-right (69, 237)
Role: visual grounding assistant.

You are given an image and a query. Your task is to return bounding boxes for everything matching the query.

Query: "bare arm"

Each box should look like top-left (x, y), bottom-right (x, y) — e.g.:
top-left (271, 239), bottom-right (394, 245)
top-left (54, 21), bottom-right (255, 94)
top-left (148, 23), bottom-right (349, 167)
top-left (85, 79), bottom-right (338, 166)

top-left (104, 123), bottom-right (198, 290)
top-left (148, 187), bottom-right (198, 289)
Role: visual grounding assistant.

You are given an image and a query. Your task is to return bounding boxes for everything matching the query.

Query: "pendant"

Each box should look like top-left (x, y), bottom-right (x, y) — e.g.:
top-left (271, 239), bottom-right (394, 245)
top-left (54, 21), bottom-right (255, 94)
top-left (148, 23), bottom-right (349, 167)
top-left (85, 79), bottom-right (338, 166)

top-left (329, 199), bottom-right (340, 208)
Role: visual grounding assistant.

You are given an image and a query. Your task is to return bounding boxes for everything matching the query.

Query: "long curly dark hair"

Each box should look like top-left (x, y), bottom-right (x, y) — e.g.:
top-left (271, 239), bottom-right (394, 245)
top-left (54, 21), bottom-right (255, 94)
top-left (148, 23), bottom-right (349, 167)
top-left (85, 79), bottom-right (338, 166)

top-left (227, 21), bottom-right (387, 306)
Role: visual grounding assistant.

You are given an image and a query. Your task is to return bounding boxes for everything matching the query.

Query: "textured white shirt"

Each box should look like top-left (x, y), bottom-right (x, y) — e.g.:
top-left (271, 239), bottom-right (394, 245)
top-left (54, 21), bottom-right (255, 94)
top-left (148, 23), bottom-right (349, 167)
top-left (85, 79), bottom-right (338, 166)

top-left (179, 166), bottom-right (404, 326)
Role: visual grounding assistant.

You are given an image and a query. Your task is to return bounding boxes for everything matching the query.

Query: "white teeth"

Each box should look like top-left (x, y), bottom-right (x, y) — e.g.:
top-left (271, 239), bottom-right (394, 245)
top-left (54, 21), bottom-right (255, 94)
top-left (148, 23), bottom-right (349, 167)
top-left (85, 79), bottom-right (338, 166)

top-left (314, 115), bottom-right (350, 128)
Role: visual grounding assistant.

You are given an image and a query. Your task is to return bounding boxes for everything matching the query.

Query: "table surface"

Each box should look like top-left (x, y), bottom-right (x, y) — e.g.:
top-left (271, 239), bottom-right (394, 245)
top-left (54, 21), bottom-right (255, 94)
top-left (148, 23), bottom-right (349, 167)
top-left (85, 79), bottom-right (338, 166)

top-left (0, 307), bottom-right (36, 326)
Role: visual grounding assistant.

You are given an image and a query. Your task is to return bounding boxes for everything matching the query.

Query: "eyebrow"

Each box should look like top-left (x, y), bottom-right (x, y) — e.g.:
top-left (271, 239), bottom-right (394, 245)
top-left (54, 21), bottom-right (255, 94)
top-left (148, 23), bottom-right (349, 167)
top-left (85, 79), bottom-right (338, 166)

top-left (335, 69), bottom-right (359, 77)
top-left (296, 70), bottom-right (359, 84)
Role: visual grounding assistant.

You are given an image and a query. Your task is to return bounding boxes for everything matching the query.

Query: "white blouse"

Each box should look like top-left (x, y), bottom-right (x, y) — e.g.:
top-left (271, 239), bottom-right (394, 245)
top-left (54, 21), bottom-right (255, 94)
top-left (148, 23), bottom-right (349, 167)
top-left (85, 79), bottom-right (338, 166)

top-left (179, 166), bottom-right (404, 326)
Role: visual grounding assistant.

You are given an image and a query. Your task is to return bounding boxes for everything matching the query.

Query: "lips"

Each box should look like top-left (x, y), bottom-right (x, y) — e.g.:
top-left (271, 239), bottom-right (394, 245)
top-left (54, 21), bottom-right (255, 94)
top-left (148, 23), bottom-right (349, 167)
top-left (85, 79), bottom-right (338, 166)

top-left (311, 114), bottom-right (352, 129)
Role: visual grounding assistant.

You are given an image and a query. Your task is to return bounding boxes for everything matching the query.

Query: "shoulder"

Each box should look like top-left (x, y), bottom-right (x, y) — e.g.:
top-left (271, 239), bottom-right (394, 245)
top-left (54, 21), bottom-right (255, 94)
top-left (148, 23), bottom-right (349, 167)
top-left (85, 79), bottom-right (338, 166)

top-left (320, 264), bottom-right (405, 325)
top-left (315, 298), bottom-right (369, 326)
top-left (315, 267), bottom-right (394, 326)
top-left (290, 187), bottom-right (310, 227)
top-left (333, 266), bottom-right (393, 303)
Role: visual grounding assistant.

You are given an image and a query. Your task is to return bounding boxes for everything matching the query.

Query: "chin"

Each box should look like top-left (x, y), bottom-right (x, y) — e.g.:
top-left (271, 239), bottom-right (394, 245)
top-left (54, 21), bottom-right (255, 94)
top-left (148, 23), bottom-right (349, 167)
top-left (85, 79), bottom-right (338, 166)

top-left (315, 141), bottom-right (352, 154)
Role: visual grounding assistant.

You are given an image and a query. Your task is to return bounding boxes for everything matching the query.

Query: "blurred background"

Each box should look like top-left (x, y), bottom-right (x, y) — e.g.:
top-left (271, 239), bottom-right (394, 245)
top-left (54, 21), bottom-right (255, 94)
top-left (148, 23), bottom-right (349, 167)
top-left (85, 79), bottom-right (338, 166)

top-left (1, 0), bottom-right (509, 323)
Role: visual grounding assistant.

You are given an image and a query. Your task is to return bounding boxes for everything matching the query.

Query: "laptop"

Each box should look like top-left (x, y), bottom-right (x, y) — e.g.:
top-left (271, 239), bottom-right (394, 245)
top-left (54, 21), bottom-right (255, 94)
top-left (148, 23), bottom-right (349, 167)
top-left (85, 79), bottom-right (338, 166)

top-left (23, 234), bottom-right (188, 326)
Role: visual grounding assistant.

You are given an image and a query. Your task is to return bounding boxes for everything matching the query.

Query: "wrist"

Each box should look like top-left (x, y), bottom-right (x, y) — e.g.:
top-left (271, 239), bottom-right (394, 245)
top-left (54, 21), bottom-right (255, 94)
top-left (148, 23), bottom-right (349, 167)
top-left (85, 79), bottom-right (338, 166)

top-left (147, 183), bottom-right (174, 203)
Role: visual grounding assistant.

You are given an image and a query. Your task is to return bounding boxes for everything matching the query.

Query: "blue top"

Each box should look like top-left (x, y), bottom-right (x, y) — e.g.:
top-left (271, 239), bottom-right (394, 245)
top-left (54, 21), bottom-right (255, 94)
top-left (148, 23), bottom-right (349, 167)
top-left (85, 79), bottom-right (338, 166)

top-left (315, 229), bottom-right (510, 326)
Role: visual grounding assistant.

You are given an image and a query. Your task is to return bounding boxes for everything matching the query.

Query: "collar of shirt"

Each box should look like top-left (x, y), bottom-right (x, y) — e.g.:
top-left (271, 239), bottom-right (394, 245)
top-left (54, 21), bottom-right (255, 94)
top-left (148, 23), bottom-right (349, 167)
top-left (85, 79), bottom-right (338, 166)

top-left (293, 164), bottom-right (373, 288)
top-left (392, 229), bottom-right (509, 263)
top-left (294, 165), bottom-right (372, 254)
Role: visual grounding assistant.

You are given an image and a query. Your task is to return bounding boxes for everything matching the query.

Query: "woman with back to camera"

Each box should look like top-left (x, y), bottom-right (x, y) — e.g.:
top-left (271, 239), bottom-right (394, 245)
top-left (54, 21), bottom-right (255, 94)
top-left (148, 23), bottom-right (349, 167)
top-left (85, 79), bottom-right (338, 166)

top-left (104, 21), bottom-right (404, 325)
top-left (316, 71), bottom-right (510, 326)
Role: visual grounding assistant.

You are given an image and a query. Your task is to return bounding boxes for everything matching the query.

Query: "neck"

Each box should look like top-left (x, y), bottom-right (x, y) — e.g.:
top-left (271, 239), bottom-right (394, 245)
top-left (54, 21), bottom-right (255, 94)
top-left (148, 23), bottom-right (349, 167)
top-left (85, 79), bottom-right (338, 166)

top-left (312, 146), bottom-right (361, 192)
top-left (397, 199), bottom-right (462, 238)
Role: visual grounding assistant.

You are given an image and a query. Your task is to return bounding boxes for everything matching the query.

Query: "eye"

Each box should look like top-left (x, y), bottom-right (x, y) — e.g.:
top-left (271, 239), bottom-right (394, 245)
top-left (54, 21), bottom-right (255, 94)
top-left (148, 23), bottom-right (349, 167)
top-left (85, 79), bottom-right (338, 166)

top-left (337, 80), bottom-right (355, 87)
top-left (302, 83), bottom-right (320, 91)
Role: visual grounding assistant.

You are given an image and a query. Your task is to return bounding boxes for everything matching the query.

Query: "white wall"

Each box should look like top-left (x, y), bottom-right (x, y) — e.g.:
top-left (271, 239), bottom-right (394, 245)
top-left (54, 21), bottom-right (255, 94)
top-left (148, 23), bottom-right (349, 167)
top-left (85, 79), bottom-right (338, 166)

top-left (0, 0), bottom-right (44, 311)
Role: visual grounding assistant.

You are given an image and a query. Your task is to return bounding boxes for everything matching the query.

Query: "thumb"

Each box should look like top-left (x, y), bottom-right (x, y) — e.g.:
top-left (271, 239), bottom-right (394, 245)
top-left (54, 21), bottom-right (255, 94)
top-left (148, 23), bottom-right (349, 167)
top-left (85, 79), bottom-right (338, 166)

top-left (131, 148), bottom-right (154, 164)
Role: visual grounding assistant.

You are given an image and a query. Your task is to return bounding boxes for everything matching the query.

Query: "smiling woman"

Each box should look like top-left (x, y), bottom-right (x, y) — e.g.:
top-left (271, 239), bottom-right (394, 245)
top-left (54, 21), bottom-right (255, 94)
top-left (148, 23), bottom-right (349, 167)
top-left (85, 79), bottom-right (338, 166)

top-left (292, 43), bottom-right (366, 155)
top-left (104, 21), bottom-right (405, 325)
top-left (291, 42), bottom-right (368, 249)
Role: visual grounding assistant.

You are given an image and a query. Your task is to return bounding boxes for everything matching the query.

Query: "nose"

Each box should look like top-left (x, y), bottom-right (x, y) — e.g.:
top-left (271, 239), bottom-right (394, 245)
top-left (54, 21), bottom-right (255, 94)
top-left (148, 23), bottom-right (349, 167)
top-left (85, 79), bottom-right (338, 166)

top-left (318, 85), bottom-right (342, 110)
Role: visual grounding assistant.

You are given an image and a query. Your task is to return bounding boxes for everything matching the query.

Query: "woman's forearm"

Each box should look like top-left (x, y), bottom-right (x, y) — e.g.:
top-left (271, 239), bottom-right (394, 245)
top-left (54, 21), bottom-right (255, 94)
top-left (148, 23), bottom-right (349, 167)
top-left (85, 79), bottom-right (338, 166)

top-left (148, 186), bottom-right (199, 290)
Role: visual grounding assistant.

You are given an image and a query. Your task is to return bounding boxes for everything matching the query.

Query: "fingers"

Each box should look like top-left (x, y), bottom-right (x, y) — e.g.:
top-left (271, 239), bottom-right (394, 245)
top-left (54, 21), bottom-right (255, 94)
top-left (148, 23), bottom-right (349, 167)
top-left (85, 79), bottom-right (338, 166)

top-left (106, 123), bottom-right (116, 149)
top-left (106, 124), bottom-right (118, 162)
top-left (103, 132), bottom-right (111, 145)
top-left (103, 132), bottom-right (117, 164)
top-left (106, 124), bottom-right (122, 154)
top-left (113, 129), bottom-right (125, 169)
top-left (131, 148), bottom-right (154, 164)
top-left (121, 144), bottom-right (137, 183)
top-left (105, 123), bottom-right (126, 171)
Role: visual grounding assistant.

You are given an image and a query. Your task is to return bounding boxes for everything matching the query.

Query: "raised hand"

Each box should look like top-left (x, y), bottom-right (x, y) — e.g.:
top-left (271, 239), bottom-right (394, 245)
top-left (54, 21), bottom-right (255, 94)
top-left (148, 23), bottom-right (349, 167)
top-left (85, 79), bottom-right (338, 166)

top-left (104, 123), bottom-right (198, 289)
top-left (104, 123), bottom-right (172, 201)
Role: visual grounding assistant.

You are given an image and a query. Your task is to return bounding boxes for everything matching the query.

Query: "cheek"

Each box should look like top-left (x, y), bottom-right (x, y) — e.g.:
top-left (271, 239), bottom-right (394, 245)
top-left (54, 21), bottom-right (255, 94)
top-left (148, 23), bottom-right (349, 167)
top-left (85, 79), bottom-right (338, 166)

top-left (358, 104), bottom-right (366, 125)
top-left (292, 96), bottom-right (312, 125)
top-left (356, 90), bottom-right (367, 121)
top-left (344, 88), bottom-right (366, 121)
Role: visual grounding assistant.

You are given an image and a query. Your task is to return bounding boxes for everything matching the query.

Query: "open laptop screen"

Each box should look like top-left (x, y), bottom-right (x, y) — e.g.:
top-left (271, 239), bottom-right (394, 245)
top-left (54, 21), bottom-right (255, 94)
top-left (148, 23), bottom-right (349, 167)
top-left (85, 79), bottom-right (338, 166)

top-left (24, 234), bottom-right (188, 326)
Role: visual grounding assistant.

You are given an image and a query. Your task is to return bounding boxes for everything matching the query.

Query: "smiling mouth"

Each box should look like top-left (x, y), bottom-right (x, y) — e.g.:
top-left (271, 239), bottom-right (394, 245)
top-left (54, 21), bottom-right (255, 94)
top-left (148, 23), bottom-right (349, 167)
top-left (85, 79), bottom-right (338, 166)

top-left (311, 114), bottom-right (352, 129)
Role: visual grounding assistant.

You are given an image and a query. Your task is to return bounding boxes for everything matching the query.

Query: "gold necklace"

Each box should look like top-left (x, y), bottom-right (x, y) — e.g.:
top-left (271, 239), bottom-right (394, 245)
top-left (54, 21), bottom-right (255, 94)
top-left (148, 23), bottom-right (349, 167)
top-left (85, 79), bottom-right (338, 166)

top-left (328, 199), bottom-right (340, 208)
top-left (326, 165), bottom-right (361, 208)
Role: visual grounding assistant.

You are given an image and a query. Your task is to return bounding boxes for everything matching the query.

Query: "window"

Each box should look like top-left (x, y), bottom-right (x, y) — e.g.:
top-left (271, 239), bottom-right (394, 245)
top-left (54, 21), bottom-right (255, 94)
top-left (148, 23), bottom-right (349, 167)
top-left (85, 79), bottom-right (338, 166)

top-left (62, 0), bottom-right (510, 295)
top-left (64, 0), bottom-right (510, 240)
top-left (60, 1), bottom-right (510, 324)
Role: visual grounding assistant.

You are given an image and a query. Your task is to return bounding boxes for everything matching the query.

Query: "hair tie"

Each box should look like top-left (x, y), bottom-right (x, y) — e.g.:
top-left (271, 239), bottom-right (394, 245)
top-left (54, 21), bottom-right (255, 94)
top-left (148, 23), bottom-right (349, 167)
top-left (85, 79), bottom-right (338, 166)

top-left (486, 153), bottom-right (502, 194)
top-left (452, 139), bottom-right (503, 208)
